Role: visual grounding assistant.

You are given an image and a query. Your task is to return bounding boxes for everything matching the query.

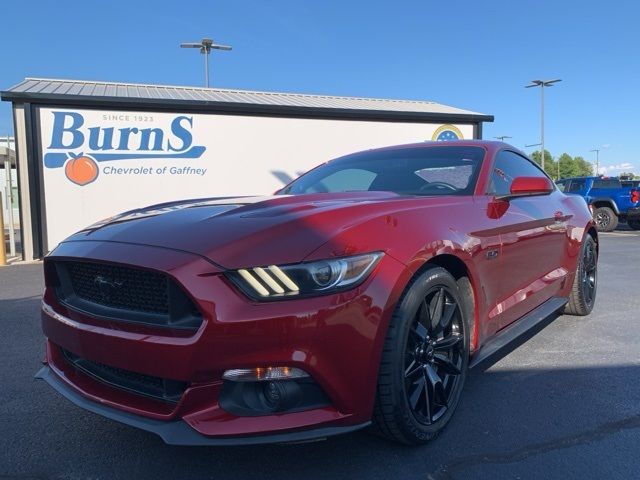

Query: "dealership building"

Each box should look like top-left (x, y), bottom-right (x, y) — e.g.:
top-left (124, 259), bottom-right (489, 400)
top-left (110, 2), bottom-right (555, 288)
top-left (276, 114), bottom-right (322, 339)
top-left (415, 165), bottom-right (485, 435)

top-left (1, 77), bottom-right (493, 261)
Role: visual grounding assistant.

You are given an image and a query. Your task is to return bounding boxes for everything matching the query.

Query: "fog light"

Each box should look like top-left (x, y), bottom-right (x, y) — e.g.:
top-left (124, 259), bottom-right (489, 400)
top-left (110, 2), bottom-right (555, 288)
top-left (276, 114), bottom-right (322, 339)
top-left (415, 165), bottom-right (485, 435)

top-left (219, 372), bottom-right (329, 416)
top-left (263, 381), bottom-right (284, 409)
top-left (261, 380), bottom-right (302, 412)
top-left (222, 366), bottom-right (310, 382)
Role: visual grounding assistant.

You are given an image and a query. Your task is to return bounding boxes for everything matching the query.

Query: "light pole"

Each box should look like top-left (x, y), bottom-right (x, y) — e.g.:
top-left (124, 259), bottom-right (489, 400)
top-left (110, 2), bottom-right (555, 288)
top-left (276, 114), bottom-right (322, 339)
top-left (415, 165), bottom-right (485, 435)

top-left (494, 136), bottom-right (512, 142)
top-left (525, 79), bottom-right (562, 171)
top-left (180, 38), bottom-right (232, 88)
top-left (590, 149), bottom-right (600, 176)
top-left (525, 142), bottom-right (542, 160)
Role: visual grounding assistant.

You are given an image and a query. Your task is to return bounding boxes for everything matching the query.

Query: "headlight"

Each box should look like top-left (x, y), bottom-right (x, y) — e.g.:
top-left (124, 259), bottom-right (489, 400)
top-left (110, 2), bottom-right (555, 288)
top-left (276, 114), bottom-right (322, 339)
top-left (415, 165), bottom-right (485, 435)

top-left (226, 252), bottom-right (383, 300)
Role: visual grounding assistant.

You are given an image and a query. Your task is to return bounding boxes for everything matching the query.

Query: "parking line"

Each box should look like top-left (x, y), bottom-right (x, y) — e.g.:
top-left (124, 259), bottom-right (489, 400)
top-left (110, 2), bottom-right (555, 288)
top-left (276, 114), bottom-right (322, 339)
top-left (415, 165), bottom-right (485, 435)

top-left (600, 232), bottom-right (640, 237)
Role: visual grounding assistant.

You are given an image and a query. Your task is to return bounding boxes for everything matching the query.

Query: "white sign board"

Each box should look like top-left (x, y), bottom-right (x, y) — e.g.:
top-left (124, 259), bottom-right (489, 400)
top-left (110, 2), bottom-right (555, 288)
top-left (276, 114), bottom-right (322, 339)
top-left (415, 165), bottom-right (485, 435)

top-left (38, 107), bottom-right (473, 251)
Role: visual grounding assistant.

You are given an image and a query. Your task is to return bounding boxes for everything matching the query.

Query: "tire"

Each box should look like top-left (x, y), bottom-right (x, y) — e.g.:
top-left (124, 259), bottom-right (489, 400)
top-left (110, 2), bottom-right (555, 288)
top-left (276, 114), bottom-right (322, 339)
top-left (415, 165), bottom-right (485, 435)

top-left (593, 206), bottom-right (618, 232)
top-left (627, 218), bottom-right (640, 230)
top-left (564, 235), bottom-right (598, 316)
top-left (371, 266), bottom-right (471, 445)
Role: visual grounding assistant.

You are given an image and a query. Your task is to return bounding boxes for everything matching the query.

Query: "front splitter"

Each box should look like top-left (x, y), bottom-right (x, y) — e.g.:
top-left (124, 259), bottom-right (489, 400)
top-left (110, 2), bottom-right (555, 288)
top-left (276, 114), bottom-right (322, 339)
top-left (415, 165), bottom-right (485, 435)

top-left (35, 366), bottom-right (370, 446)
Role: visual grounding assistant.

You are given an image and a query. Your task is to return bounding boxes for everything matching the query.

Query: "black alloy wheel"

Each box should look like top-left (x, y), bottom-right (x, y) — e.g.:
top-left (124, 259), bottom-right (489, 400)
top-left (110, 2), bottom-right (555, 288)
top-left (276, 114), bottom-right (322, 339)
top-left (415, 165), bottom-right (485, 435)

top-left (580, 236), bottom-right (597, 309)
top-left (404, 286), bottom-right (464, 425)
top-left (564, 234), bottom-right (598, 316)
top-left (372, 266), bottom-right (470, 445)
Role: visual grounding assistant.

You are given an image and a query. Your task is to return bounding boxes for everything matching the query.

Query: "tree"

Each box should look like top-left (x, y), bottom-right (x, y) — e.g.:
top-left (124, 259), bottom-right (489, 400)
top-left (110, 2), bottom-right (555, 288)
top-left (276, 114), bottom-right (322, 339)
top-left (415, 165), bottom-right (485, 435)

top-left (573, 156), bottom-right (593, 176)
top-left (557, 153), bottom-right (577, 179)
top-left (557, 153), bottom-right (592, 178)
top-left (531, 150), bottom-right (558, 179)
top-left (529, 151), bottom-right (593, 180)
top-left (619, 171), bottom-right (638, 179)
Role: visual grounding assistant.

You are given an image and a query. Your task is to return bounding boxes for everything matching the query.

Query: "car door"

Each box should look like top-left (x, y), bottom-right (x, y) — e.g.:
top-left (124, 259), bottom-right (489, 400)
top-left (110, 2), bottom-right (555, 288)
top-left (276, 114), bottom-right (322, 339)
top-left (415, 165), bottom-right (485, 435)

top-left (487, 150), bottom-right (570, 330)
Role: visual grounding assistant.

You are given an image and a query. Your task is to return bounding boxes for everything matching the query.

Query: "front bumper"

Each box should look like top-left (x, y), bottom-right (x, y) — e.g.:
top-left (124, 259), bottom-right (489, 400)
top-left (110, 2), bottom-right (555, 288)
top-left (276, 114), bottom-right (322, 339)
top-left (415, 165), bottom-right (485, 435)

top-left (40, 240), bottom-right (407, 444)
top-left (35, 366), bottom-right (369, 445)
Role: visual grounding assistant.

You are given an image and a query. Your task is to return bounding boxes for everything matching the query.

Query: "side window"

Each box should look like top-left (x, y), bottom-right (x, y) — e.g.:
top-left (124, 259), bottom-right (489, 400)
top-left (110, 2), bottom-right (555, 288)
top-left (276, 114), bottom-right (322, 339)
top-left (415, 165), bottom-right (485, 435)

top-left (556, 180), bottom-right (568, 192)
top-left (567, 180), bottom-right (586, 192)
top-left (488, 151), bottom-right (549, 195)
top-left (592, 178), bottom-right (621, 189)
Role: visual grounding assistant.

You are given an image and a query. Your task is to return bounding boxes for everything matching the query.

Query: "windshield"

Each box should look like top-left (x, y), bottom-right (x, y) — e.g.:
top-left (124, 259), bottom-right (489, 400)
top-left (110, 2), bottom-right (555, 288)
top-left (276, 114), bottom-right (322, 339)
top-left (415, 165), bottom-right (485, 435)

top-left (280, 145), bottom-right (485, 196)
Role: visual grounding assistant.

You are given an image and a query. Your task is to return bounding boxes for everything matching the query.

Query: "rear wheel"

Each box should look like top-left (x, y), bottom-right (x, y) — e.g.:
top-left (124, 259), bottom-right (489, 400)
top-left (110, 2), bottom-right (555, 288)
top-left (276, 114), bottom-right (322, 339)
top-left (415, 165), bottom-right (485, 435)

top-left (627, 218), bottom-right (640, 230)
top-left (372, 267), bottom-right (470, 445)
top-left (564, 235), bottom-right (598, 316)
top-left (593, 206), bottom-right (618, 232)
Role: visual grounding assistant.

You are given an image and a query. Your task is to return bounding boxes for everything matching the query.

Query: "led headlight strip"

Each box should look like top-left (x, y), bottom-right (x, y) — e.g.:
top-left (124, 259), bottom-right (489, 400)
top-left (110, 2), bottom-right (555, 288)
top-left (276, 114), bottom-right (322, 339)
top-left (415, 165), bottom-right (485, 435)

top-left (229, 252), bottom-right (383, 300)
top-left (237, 269), bottom-right (271, 296)
top-left (267, 265), bottom-right (300, 292)
top-left (237, 267), bottom-right (299, 297)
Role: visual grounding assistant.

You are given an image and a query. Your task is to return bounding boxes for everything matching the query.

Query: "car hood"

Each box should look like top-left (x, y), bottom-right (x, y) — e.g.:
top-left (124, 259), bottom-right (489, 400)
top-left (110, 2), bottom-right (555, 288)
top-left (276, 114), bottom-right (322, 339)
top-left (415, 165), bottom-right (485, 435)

top-left (63, 191), bottom-right (455, 268)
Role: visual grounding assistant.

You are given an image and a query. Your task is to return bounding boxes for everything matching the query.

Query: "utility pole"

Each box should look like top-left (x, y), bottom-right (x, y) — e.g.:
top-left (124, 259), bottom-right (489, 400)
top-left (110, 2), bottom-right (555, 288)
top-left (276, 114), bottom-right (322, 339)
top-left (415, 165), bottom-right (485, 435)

top-left (590, 149), bottom-right (600, 176)
top-left (525, 79), bottom-right (562, 170)
top-left (180, 38), bottom-right (232, 87)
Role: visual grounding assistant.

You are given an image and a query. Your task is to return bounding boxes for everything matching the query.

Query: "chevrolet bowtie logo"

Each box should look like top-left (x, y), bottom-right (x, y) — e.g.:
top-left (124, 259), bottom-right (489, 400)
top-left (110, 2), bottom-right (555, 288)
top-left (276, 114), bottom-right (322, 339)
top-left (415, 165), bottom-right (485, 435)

top-left (94, 275), bottom-right (124, 301)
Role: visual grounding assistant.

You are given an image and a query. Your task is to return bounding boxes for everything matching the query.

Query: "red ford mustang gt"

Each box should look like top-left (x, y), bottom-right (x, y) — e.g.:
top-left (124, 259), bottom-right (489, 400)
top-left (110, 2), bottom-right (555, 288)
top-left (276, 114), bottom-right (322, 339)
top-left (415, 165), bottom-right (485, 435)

top-left (37, 140), bottom-right (598, 445)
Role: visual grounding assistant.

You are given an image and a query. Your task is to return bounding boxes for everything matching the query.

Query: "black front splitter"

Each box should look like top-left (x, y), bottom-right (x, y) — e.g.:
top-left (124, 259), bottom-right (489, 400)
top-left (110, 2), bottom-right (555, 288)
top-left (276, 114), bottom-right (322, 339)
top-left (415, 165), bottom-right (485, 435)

top-left (35, 366), bottom-right (370, 446)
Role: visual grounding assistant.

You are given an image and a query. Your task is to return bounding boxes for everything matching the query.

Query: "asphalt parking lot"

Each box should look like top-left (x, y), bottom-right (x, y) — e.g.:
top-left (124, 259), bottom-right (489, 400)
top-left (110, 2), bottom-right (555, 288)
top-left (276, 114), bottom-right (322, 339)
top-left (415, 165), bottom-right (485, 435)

top-left (1, 228), bottom-right (638, 480)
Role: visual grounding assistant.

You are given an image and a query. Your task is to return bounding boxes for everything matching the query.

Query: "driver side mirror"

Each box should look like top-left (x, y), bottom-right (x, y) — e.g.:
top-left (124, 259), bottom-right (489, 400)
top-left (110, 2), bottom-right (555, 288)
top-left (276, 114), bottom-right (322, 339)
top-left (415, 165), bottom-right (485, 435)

top-left (497, 176), bottom-right (554, 200)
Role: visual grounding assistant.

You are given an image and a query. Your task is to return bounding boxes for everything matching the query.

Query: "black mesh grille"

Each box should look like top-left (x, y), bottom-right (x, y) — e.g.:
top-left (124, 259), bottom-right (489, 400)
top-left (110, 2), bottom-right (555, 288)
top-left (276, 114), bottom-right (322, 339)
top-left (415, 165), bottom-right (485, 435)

top-left (49, 260), bottom-right (202, 329)
top-left (61, 348), bottom-right (187, 403)
top-left (66, 261), bottom-right (169, 315)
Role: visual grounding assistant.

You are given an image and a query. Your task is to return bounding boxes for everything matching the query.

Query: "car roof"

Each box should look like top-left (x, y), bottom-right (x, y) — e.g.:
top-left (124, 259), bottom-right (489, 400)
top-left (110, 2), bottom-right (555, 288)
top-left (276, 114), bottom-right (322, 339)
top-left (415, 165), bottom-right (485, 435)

top-left (372, 139), bottom-right (506, 150)
top-left (350, 139), bottom-right (523, 158)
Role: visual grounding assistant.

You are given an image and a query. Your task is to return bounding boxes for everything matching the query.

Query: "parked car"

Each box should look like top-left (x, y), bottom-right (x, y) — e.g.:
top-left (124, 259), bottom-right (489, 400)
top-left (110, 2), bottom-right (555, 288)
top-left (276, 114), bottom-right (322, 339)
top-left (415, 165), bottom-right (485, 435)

top-left (37, 141), bottom-right (598, 446)
top-left (556, 176), bottom-right (640, 231)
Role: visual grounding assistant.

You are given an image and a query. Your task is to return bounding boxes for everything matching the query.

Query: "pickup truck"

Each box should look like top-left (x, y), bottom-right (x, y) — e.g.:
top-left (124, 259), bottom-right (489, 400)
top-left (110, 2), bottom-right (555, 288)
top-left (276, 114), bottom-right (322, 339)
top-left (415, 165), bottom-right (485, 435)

top-left (556, 176), bottom-right (640, 231)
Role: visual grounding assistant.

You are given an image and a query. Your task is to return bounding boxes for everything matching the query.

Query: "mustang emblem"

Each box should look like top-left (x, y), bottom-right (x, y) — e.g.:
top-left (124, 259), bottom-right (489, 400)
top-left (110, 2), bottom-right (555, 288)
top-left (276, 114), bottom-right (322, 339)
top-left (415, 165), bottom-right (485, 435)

top-left (94, 275), bottom-right (124, 300)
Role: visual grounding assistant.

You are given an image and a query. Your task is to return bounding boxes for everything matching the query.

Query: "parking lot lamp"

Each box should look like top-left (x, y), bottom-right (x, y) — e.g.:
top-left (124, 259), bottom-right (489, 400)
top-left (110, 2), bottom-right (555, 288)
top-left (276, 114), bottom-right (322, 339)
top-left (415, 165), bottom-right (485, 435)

top-left (180, 38), bottom-right (232, 88)
top-left (525, 79), bottom-right (562, 170)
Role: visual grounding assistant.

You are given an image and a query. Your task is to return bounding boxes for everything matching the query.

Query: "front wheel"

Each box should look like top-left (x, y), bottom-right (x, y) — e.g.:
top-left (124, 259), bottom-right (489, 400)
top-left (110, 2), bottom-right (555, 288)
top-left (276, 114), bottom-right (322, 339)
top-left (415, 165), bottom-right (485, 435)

top-left (564, 235), bottom-right (598, 316)
top-left (372, 267), bottom-right (470, 445)
top-left (627, 218), bottom-right (640, 230)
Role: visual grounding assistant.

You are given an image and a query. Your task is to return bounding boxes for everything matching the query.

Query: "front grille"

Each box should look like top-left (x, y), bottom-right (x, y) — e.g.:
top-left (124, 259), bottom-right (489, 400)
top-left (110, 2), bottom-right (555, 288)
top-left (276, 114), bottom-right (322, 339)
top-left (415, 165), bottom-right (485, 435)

top-left (61, 348), bottom-right (187, 403)
top-left (48, 260), bottom-right (202, 330)
top-left (66, 261), bottom-right (169, 314)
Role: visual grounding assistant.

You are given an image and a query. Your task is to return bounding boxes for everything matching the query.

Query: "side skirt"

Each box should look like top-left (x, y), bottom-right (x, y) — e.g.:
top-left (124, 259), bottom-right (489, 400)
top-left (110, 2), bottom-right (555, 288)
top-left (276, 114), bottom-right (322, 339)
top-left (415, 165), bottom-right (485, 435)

top-left (469, 296), bottom-right (568, 370)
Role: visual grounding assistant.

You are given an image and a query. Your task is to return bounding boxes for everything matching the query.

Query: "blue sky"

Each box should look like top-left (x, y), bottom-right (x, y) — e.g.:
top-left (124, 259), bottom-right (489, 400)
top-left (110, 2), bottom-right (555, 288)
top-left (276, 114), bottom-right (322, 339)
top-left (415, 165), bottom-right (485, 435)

top-left (1, 0), bottom-right (638, 174)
